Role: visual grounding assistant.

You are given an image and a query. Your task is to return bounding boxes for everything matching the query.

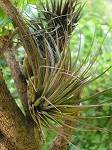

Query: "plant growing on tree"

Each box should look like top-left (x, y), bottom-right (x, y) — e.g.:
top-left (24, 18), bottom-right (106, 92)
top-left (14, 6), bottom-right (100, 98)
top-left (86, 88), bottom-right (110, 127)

top-left (0, 0), bottom-right (112, 149)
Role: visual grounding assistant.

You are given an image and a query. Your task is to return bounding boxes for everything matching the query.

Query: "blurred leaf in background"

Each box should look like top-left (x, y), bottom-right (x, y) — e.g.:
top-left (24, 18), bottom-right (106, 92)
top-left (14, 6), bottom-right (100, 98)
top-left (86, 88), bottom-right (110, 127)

top-left (68, 0), bottom-right (112, 149)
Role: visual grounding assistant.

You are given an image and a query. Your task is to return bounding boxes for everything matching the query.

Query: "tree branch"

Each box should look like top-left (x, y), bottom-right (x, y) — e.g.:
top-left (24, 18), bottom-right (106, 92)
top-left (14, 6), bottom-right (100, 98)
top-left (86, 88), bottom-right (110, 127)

top-left (0, 0), bottom-right (40, 75)
top-left (0, 32), bottom-right (30, 117)
top-left (4, 48), bottom-right (30, 117)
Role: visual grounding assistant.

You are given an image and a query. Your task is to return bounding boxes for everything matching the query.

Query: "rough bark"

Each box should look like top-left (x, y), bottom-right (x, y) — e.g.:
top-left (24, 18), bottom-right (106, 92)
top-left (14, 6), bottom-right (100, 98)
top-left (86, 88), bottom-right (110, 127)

top-left (0, 70), bottom-right (41, 149)
top-left (0, 1), bottom-right (42, 149)
top-left (0, 131), bottom-right (15, 150)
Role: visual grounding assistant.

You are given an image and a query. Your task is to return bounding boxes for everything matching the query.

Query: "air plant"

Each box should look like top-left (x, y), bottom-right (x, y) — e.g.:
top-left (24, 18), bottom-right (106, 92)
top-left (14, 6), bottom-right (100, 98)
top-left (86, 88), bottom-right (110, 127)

top-left (20, 0), bottom-right (112, 141)
top-left (0, 0), bottom-right (112, 149)
top-left (24, 0), bottom-right (82, 129)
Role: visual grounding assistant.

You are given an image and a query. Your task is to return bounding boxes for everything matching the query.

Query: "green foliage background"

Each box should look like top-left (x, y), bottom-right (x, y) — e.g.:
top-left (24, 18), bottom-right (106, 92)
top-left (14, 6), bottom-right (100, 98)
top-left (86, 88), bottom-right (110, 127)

top-left (0, 0), bottom-right (112, 149)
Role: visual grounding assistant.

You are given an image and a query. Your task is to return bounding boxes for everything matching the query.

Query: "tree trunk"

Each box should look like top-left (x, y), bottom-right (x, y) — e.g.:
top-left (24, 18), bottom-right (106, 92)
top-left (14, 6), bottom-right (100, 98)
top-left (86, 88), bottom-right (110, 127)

top-left (0, 0), bottom-right (42, 149)
top-left (0, 70), bottom-right (41, 149)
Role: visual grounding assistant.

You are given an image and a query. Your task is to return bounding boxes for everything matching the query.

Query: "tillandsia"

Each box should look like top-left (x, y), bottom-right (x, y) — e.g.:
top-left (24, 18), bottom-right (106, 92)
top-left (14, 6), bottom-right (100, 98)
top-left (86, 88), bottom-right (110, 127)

top-left (23, 0), bottom-right (83, 130)
top-left (21, 0), bottom-right (100, 134)
top-left (28, 0), bottom-right (82, 53)
top-left (17, 0), bottom-right (111, 139)
top-left (0, 0), bottom-right (112, 149)
top-left (23, 0), bottom-right (82, 76)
